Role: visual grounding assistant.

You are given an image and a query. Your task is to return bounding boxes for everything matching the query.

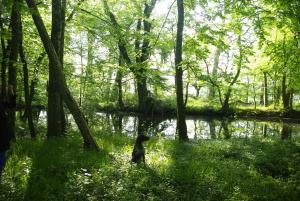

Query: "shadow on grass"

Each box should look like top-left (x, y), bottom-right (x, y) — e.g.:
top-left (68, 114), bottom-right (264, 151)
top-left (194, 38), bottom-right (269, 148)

top-left (22, 137), bottom-right (108, 201)
top-left (165, 137), bottom-right (300, 201)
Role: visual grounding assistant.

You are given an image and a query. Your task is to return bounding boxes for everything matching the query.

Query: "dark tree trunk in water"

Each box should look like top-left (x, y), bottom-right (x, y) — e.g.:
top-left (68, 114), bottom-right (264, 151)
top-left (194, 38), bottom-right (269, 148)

top-left (47, 0), bottom-right (65, 137)
top-left (208, 120), bottom-right (216, 139)
top-left (262, 124), bottom-right (267, 137)
top-left (175, 0), bottom-right (188, 141)
top-left (221, 120), bottom-right (230, 139)
top-left (25, 0), bottom-right (100, 151)
top-left (8, 0), bottom-right (21, 140)
top-left (281, 124), bottom-right (291, 139)
top-left (19, 21), bottom-right (36, 138)
top-left (263, 72), bottom-right (268, 107)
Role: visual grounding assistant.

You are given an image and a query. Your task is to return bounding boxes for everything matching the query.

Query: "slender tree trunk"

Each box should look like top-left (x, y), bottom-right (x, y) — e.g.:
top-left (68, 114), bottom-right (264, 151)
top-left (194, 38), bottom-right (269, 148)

top-left (209, 48), bottom-right (221, 99)
top-left (175, 0), bottom-right (188, 141)
top-left (195, 86), bottom-right (200, 97)
top-left (116, 54), bottom-right (124, 109)
top-left (184, 81), bottom-right (189, 107)
top-left (8, 0), bottom-right (21, 140)
top-left (19, 20), bottom-right (36, 138)
top-left (282, 73), bottom-right (289, 111)
top-left (289, 89), bottom-right (293, 110)
top-left (246, 76), bottom-right (249, 103)
top-left (25, 0), bottom-right (100, 151)
top-left (263, 72), bottom-right (268, 107)
top-left (260, 83), bottom-right (264, 105)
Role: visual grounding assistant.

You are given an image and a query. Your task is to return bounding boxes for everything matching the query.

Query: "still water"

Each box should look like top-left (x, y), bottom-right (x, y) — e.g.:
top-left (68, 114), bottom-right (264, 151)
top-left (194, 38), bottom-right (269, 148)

top-left (37, 111), bottom-right (300, 140)
top-left (91, 112), bottom-right (299, 140)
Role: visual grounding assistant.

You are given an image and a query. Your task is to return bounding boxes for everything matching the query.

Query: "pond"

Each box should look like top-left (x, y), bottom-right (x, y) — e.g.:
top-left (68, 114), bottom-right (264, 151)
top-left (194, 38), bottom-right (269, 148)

top-left (74, 112), bottom-right (300, 140)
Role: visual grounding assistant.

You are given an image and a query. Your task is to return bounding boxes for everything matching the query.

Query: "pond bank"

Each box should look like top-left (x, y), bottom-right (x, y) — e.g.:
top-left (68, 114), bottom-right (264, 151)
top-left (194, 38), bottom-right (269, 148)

top-left (96, 104), bottom-right (300, 124)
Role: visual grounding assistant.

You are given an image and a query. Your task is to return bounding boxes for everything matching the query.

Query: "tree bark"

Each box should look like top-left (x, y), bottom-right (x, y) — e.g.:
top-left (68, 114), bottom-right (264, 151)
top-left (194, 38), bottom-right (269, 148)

top-left (25, 0), bottom-right (100, 151)
top-left (0, 16), bottom-right (9, 100)
top-left (116, 54), bottom-right (124, 109)
top-left (8, 0), bottom-right (21, 140)
top-left (263, 72), bottom-right (268, 107)
top-left (47, 0), bottom-right (65, 137)
top-left (19, 20), bottom-right (36, 138)
top-left (209, 48), bottom-right (221, 99)
top-left (175, 0), bottom-right (188, 141)
top-left (282, 73), bottom-right (289, 111)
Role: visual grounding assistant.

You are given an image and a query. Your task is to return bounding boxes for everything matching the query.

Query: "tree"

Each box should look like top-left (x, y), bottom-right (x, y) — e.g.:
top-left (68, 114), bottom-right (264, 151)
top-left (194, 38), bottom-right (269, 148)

top-left (47, 0), bottom-right (66, 137)
top-left (25, 0), bottom-right (100, 151)
top-left (19, 18), bottom-right (36, 138)
top-left (7, 0), bottom-right (21, 140)
top-left (175, 0), bottom-right (188, 141)
top-left (102, 0), bottom-right (157, 114)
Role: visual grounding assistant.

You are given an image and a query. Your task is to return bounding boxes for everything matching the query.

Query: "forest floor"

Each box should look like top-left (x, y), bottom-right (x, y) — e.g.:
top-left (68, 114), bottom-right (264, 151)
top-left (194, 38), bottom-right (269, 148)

top-left (1, 130), bottom-right (299, 201)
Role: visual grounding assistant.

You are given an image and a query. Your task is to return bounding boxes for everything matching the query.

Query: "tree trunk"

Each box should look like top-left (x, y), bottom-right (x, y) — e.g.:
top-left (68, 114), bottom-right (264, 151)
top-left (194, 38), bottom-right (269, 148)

top-left (19, 20), bottom-right (36, 138)
top-left (282, 73), bottom-right (289, 111)
top-left (260, 83), bottom-right (264, 105)
top-left (289, 89), bottom-right (293, 110)
top-left (263, 72), bottom-right (268, 107)
top-left (208, 120), bottom-right (216, 139)
top-left (0, 16), bottom-right (9, 100)
top-left (175, 0), bottom-right (188, 141)
top-left (103, 0), bottom-right (157, 114)
top-left (25, 0), bottom-right (100, 151)
top-left (262, 124), bottom-right (267, 137)
top-left (209, 48), bottom-right (221, 99)
top-left (116, 55), bottom-right (124, 109)
top-left (221, 120), bottom-right (230, 139)
top-left (60, 0), bottom-right (67, 132)
top-left (47, 0), bottom-right (63, 137)
top-left (184, 81), bottom-right (189, 107)
top-left (8, 0), bottom-right (21, 140)
top-left (221, 34), bottom-right (242, 112)
top-left (281, 124), bottom-right (291, 139)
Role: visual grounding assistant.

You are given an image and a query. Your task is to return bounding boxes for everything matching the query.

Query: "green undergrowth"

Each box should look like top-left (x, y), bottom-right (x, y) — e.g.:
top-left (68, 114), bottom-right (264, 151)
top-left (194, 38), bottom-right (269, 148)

top-left (1, 132), bottom-right (300, 201)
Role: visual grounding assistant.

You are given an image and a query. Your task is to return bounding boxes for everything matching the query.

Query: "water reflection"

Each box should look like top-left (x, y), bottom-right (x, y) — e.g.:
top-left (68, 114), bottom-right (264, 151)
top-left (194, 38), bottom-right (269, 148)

top-left (37, 111), bottom-right (300, 140)
top-left (93, 112), bottom-right (300, 140)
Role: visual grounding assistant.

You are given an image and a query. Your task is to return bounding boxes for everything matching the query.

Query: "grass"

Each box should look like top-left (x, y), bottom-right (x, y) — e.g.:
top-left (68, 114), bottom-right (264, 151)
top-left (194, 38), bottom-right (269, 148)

top-left (1, 131), bottom-right (300, 201)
